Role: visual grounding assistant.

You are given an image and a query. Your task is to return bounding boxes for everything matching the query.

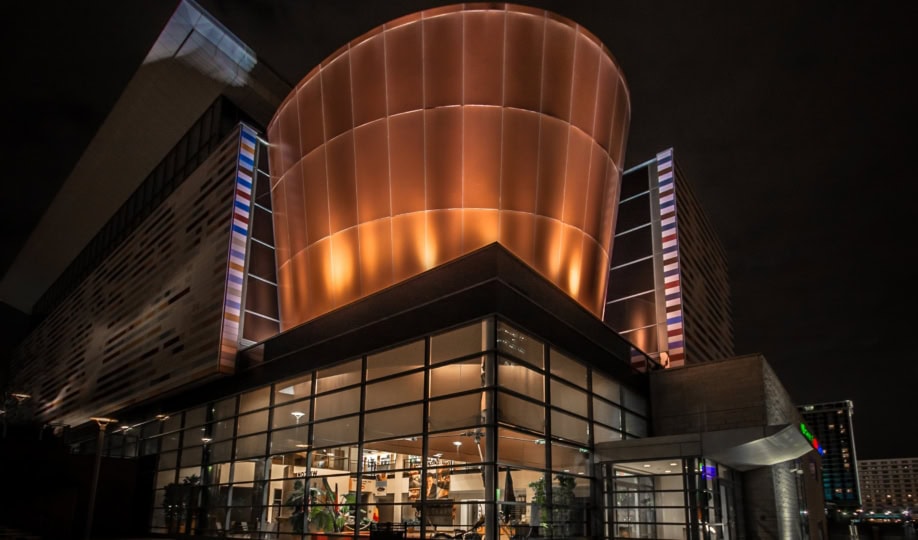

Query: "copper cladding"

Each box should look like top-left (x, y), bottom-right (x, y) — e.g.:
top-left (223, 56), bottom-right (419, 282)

top-left (268, 4), bottom-right (630, 328)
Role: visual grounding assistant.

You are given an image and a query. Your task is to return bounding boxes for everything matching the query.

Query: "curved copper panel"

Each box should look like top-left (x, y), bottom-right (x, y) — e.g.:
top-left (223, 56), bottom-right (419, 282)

top-left (269, 4), bottom-right (630, 328)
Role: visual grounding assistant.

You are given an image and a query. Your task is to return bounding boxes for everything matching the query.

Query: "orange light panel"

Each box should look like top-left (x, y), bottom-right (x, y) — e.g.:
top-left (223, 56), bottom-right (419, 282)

top-left (268, 4), bottom-right (630, 328)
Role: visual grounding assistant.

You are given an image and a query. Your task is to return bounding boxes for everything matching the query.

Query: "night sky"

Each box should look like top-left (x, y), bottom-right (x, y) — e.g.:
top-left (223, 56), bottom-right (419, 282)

top-left (1, 1), bottom-right (914, 458)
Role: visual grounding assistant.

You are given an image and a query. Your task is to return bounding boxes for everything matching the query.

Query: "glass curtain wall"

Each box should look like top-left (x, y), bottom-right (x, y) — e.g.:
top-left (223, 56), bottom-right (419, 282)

top-left (139, 317), bottom-right (648, 539)
top-left (607, 459), bottom-right (735, 540)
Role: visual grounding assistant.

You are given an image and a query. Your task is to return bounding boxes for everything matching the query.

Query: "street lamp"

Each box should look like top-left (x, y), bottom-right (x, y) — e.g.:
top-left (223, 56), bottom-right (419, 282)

top-left (2, 392), bottom-right (31, 438)
top-left (85, 417), bottom-right (117, 540)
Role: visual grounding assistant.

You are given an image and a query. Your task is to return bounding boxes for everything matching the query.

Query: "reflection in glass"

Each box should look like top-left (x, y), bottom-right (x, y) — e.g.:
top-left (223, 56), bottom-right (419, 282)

top-left (367, 340), bottom-right (425, 380)
top-left (365, 372), bottom-right (424, 410)
top-left (431, 321), bottom-right (490, 364)
top-left (430, 357), bottom-right (485, 397)
top-left (274, 373), bottom-right (312, 404)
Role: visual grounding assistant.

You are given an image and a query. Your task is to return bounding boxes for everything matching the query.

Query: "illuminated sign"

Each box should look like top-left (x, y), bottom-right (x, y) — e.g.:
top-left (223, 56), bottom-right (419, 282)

top-left (800, 423), bottom-right (825, 455)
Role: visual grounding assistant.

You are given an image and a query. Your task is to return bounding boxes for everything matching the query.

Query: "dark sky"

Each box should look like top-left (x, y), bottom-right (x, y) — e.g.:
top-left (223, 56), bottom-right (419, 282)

top-left (2, 1), bottom-right (915, 458)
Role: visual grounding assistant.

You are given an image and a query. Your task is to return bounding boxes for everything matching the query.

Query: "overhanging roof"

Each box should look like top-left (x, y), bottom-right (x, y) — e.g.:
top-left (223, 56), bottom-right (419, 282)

top-left (597, 424), bottom-right (816, 471)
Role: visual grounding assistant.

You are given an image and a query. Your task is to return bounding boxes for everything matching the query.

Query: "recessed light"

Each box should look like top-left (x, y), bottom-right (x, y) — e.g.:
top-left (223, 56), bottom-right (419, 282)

top-left (201, 437), bottom-right (212, 443)
top-left (664, 470), bottom-right (672, 474)
top-left (643, 464), bottom-right (652, 468)
top-left (453, 441), bottom-right (463, 447)
top-left (669, 462), bottom-right (678, 467)
top-left (295, 444), bottom-right (310, 448)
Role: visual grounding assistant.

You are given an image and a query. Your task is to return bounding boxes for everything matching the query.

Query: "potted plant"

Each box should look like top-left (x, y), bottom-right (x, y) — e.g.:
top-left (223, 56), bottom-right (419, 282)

top-left (528, 475), bottom-right (576, 537)
top-left (283, 478), bottom-right (364, 536)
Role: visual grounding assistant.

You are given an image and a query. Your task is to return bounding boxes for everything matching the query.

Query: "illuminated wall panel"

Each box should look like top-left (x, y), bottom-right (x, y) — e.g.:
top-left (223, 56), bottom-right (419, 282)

top-left (268, 4), bottom-right (630, 328)
top-left (9, 126), bottom-right (262, 426)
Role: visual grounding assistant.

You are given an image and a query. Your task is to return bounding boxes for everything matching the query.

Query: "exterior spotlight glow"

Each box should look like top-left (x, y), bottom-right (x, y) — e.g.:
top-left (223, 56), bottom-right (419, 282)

top-left (90, 417), bottom-right (118, 429)
top-left (453, 441), bottom-right (462, 447)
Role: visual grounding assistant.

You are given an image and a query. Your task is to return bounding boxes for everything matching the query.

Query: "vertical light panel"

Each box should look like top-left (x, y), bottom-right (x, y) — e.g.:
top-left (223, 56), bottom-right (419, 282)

top-left (656, 149), bottom-right (685, 368)
top-left (219, 125), bottom-right (259, 371)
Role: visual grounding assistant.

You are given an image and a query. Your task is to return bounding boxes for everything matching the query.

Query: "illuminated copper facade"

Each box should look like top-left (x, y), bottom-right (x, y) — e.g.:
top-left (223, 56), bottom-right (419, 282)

top-left (268, 3), bottom-right (630, 327)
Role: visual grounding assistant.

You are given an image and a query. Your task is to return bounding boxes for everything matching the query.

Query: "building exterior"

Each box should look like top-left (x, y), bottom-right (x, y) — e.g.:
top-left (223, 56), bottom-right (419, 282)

top-left (604, 149), bottom-right (734, 368)
top-left (799, 401), bottom-right (862, 510)
top-left (3, 4), bottom-right (825, 540)
top-left (599, 355), bottom-right (827, 540)
top-left (858, 457), bottom-right (918, 514)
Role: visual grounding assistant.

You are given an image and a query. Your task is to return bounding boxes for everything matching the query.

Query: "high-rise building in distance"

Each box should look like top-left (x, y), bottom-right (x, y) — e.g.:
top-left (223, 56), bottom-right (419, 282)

top-left (604, 148), bottom-right (734, 368)
top-left (800, 400), bottom-right (862, 509)
top-left (858, 457), bottom-right (918, 514)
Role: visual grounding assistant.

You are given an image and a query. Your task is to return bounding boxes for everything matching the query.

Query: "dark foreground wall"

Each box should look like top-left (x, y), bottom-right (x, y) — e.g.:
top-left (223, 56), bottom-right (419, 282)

top-left (0, 431), bottom-right (154, 539)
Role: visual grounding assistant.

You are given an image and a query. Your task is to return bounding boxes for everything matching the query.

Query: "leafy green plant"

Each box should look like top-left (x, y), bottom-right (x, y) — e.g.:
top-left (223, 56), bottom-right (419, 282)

top-left (284, 478), bottom-right (365, 533)
top-left (528, 474), bottom-right (576, 538)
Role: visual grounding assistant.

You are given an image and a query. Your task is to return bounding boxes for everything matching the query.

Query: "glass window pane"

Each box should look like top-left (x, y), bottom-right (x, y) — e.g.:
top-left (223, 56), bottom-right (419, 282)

top-left (212, 418), bottom-right (235, 442)
top-left (593, 397), bottom-right (622, 430)
top-left (161, 415), bottom-right (181, 433)
top-left (181, 446), bottom-right (202, 467)
top-left (497, 427), bottom-right (545, 469)
top-left (430, 356), bottom-right (485, 397)
top-left (155, 470), bottom-right (175, 489)
top-left (497, 392), bottom-right (544, 434)
top-left (622, 386), bottom-right (648, 415)
top-left (550, 379), bottom-right (587, 417)
top-left (551, 444), bottom-right (590, 475)
top-left (315, 387), bottom-right (360, 420)
top-left (497, 322), bottom-right (543, 367)
top-left (270, 425), bottom-right (310, 455)
top-left (183, 426), bottom-right (207, 447)
top-left (313, 416), bottom-right (360, 448)
top-left (550, 349), bottom-right (586, 388)
top-left (213, 397), bottom-right (237, 420)
top-left (431, 320), bottom-right (490, 364)
top-left (498, 362), bottom-right (544, 400)
top-left (274, 373), bottom-right (312, 404)
top-left (240, 387), bottom-right (271, 413)
top-left (211, 441), bottom-right (232, 463)
top-left (316, 358), bottom-right (362, 392)
top-left (367, 340), bottom-right (425, 380)
top-left (237, 410), bottom-right (269, 437)
top-left (364, 404), bottom-right (423, 441)
top-left (551, 410), bottom-right (589, 445)
top-left (236, 434), bottom-right (267, 459)
top-left (365, 372), bottom-right (424, 410)
top-left (158, 451), bottom-right (177, 470)
top-left (141, 421), bottom-right (161, 439)
top-left (272, 399), bottom-right (311, 429)
top-left (594, 423), bottom-right (622, 444)
top-left (160, 431), bottom-right (181, 452)
top-left (625, 412), bottom-right (648, 437)
top-left (429, 394), bottom-right (484, 433)
top-left (184, 406), bottom-right (207, 428)
top-left (592, 371), bottom-right (620, 404)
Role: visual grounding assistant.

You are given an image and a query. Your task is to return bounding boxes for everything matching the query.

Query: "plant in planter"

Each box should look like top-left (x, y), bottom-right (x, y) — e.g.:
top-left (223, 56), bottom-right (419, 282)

top-left (528, 475), bottom-right (576, 537)
top-left (284, 478), bottom-right (364, 534)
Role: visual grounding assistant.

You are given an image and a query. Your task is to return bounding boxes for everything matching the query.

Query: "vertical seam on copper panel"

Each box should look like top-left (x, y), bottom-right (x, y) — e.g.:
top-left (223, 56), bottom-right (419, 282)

top-left (421, 13), bottom-right (429, 268)
top-left (559, 25), bottom-right (579, 275)
top-left (460, 10), bottom-right (466, 251)
top-left (347, 43), bottom-right (363, 297)
top-left (498, 7), bottom-right (508, 245)
top-left (319, 60), bottom-right (333, 314)
top-left (533, 11), bottom-right (547, 261)
top-left (382, 24), bottom-right (395, 283)
top-left (294, 80), bottom-right (309, 264)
